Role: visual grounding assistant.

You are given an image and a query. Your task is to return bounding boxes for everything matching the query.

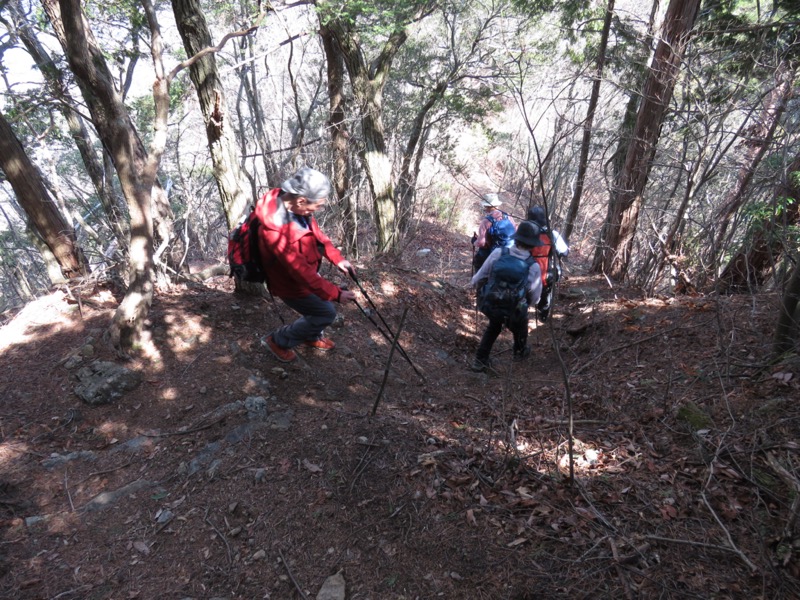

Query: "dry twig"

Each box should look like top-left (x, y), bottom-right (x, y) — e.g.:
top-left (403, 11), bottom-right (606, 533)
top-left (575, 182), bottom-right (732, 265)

top-left (204, 507), bottom-right (232, 565)
top-left (278, 548), bottom-right (309, 600)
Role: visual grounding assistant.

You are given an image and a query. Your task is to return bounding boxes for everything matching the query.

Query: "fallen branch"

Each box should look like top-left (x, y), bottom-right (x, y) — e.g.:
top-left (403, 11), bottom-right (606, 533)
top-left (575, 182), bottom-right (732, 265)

top-left (372, 306), bottom-right (409, 416)
top-left (204, 507), bottom-right (232, 565)
top-left (644, 533), bottom-right (756, 560)
top-left (765, 452), bottom-right (800, 538)
top-left (278, 548), bottom-right (309, 600)
top-left (608, 537), bottom-right (634, 600)
top-left (140, 414), bottom-right (228, 438)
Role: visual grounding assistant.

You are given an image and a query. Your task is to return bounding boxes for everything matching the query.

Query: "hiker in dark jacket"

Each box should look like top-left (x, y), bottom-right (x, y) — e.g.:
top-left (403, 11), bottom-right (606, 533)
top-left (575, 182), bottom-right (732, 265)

top-left (527, 206), bottom-right (569, 321)
top-left (470, 220), bottom-right (543, 372)
top-left (472, 193), bottom-right (516, 271)
top-left (255, 167), bottom-right (356, 363)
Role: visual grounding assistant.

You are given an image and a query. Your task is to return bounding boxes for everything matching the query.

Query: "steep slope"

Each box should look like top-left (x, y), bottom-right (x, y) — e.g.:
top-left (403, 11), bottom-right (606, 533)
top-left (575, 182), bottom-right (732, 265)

top-left (0, 219), bottom-right (798, 599)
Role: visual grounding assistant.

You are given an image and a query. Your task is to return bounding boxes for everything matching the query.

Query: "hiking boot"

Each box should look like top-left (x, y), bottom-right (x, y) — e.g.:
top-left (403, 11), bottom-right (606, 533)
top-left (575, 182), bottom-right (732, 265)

top-left (537, 309), bottom-right (549, 322)
top-left (470, 358), bottom-right (491, 372)
top-left (262, 335), bottom-right (297, 363)
top-left (303, 337), bottom-right (336, 351)
top-left (513, 347), bottom-right (531, 362)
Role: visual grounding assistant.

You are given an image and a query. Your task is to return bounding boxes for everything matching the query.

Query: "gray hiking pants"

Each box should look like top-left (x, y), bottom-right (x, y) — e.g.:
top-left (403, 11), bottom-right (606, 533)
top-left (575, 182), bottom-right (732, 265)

top-left (272, 294), bottom-right (337, 349)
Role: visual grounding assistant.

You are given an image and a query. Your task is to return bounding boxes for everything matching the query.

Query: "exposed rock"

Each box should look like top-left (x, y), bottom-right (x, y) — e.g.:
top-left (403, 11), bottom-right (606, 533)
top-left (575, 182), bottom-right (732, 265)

top-left (109, 435), bottom-right (156, 455)
top-left (63, 354), bottom-right (84, 369)
top-left (316, 570), bottom-right (345, 600)
top-left (244, 396), bottom-right (269, 421)
top-left (81, 479), bottom-right (155, 512)
top-left (41, 450), bottom-right (97, 469)
top-left (73, 360), bottom-right (142, 406)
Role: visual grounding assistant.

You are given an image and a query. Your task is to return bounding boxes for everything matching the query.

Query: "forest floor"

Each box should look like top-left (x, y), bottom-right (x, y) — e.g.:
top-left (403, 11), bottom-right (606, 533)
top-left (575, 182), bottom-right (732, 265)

top-left (1, 218), bottom-right (800, 600)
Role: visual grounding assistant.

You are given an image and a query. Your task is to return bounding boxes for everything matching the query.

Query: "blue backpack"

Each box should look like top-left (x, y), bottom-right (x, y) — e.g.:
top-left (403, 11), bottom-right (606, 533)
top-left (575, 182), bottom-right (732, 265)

top-left (479, 247), bottom-right (535, 320)
top-left (485, 212), bottom-right (515, 250)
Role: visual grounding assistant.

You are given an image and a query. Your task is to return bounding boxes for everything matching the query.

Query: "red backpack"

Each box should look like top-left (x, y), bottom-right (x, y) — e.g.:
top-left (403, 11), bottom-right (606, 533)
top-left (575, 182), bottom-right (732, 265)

top-left (227, 207), bottom-right (266, 283)
top-left (530, 230), bottom-right (555, 286)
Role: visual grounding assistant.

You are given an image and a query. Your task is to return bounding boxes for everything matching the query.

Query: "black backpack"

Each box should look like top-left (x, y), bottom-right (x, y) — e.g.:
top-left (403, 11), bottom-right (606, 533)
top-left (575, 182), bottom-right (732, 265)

top-left (227, 208), bottom-right (266, 283)
top-left (479, 247), bottom-right (535, 320)
top-left (485, 212), bottom-right (516, 250)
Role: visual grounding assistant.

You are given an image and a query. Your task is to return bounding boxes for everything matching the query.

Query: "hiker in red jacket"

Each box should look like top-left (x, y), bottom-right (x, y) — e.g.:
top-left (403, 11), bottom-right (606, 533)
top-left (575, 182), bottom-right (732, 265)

top-left (255, 167), bottom-right (356, 363)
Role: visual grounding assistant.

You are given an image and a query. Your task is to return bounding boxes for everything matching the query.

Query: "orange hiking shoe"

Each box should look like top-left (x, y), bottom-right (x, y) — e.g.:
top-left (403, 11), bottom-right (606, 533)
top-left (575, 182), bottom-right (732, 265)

top-left (302, 337), bottom-right (336, 351)
top-left (262, 335), bottom-right (297, 363)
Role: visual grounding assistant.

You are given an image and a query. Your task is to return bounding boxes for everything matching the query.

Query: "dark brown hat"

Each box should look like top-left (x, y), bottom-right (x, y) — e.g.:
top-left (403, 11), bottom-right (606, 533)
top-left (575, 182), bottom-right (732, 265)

top-left (514, 220), bottom-right (545, 247)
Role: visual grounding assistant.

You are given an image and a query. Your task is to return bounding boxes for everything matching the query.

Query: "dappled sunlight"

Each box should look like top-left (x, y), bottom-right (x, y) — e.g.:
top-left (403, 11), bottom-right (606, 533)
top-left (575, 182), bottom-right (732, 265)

top-left (160, 309), bottom-right (214, 357)
top-left (379, 279), bottom-right (397, 297)
top-left (159, 386), bottom-right (180, 402)
top-left (96, 419), bottom-right (132, 442)
top-left (0, 292), bottom-right (84, 353)
top-left (0, 441), bottom-right (29, 468)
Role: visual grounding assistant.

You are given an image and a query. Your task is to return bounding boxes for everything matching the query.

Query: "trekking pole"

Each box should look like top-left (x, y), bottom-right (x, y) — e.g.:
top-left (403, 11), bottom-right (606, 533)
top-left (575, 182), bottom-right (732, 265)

top-left (347, 267), bottom-right (404, 342)
top-left (262, 288), bottom-right (286, 324)
top-left (372, 306), bottom-right (409, 416)
top-left (471, 241), bottom-right (478, 334)
top-left (352, 296), bottom-right (426, 381)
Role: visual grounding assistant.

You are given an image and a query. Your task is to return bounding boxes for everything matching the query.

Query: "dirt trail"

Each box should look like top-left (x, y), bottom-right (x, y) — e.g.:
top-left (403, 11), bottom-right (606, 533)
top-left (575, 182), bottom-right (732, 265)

top-left (1, 220), bottom-right (799, 599)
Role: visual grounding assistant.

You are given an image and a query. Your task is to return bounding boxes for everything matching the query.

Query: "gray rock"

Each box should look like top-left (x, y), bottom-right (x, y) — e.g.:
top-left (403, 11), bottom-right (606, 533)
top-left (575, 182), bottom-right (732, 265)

top-left (244, 396), bottom-right (269, 421)
top-left (316, 570), bottom-right (346, 600)
top-left (63, 354), bottom-right (84, 369)
top-left (74, 360), bottom-right (142, 406)
top-left (156, 509), bottom-right (174, 525)
top-left (187, 441), bottom-right (222, 476)
top-left (81, 479), bottom-right (155, 512)
top-left (41, 450), bottom-right (97, 469)
top-left (109, 436), bottom-right (155, 455)
top-left (207, 459), bottom-right (223, 479)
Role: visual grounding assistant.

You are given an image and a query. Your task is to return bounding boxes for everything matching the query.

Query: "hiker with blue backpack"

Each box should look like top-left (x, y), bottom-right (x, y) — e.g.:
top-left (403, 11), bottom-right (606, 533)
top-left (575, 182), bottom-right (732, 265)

top-left (472, 193), bottom-right (516, 271)
top-left (470, 220), bottom-right (544, 372)
top-left (255, 167), bottom-right (356, 363)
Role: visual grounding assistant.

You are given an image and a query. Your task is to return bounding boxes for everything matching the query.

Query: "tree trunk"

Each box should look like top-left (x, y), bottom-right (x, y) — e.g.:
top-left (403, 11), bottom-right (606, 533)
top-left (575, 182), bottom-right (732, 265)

top-left (396, 81), bottom-right (447, 234)
top-left (320, 26), bottom-right (356, 256)
top-left (328, 21), bottom-right (409, 253)
top-left (171, 0), bottom-right (250, 229)
top-left (713, 62), bottom-right (795, 256)
top-left (773, 258), bottom-right (800, 356)
top-left (45, 0), bottom-right (179, 275)
top-left (718, 153), bottom-right (800, 293)
top-left (0, 110), bottom-right (87, 281)
top-left (591, 0), bottom-right (701, 280)
top-left (8, 0), bottom-right (128, 249)
top-left (564, 0), bottom-right (614, 242)
top-left (235, 22), bottom-right (280, 187)
top-left (47, 0), bottom-right (155, 350)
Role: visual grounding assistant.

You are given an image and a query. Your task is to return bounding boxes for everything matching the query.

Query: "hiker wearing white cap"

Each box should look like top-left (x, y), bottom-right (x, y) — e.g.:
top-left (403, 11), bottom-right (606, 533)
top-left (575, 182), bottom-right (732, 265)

top-left (255, 166), bottom-right (356, 363)
top-left (472, 193), bottom-right (516, 271)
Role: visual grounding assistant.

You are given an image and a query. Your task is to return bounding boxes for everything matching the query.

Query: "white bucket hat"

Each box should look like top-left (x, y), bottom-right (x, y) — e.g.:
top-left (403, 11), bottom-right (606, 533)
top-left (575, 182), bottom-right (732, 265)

top-left (480, 193), bottom-right (501, 207)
